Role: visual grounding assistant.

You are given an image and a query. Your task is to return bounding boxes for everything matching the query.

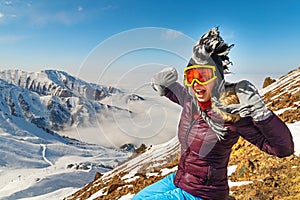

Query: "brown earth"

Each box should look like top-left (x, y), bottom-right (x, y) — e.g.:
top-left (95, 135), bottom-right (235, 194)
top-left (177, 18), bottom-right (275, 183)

top-left (229, 138), bottom-right (300, 200)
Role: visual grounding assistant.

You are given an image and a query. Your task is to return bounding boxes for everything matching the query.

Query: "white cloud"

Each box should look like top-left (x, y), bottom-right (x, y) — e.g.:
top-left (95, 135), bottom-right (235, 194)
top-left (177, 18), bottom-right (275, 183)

top-left (29, 11), bottom-right (76, 26)
top-left (161, 29), bottom-right (182, 40)
top-left (4, 0), bottom-right (12, 6)
top-left (101, 5), bottom-right (114, 10)
top-left (0, 13), bottom-right (4, 18)
top-left (77, 6), bottom-right (83, 12)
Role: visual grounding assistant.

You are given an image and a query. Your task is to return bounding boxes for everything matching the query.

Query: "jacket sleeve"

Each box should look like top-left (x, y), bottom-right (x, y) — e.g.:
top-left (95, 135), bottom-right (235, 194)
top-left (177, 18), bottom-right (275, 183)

top-left (164, 82), bottom-right (189, 107)
top-left (237, 113), bottom-right (294, 158)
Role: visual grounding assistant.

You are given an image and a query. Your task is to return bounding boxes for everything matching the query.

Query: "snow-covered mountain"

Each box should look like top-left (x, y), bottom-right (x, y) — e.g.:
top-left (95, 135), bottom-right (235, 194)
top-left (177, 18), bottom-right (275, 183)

top-left (0, 69), bottom-right (148, 199)
top-left (65, 67), bottom-right (300, 200)
top-left (0, 69), bottom-right (164, 149)
top-left (0, 69), bottom-right (129, 131)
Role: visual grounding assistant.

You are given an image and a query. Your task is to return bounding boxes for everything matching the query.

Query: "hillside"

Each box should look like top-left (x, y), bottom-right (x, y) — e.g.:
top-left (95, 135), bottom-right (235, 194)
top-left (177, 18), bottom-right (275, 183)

top-left (65, 67), bottom-right (300, 200)
top-left (260, 67), bottom-right (300, 123)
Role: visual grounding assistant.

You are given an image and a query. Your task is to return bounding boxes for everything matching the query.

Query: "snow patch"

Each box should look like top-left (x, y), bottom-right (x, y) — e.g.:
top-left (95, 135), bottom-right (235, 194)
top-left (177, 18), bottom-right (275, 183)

top-left (228, 180), bottom-right (253, 189)
top-left (124, 176), bottom-right (139, 183)
top-left (118, 193), bottom-right (135, 200)
top-left (86, 188), bottom-right (106, 200)
top-left (228, 165), bottom-right (238, 176)
top-left (273, 107), bottom-right (297, 115)
top-left (160, 166), bottom-right (178, 176)
top-left (287, 122), bottom-right (300, 156)
top-left (146, 172), bottom-right (159, 177)
top-left (121, 173), bottom-right (136, 181)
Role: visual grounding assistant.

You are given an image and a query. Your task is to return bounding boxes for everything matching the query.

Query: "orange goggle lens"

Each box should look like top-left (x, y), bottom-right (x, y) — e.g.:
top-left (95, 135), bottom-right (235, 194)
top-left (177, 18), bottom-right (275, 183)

top-left (184, 65), bottom-right (217, 86)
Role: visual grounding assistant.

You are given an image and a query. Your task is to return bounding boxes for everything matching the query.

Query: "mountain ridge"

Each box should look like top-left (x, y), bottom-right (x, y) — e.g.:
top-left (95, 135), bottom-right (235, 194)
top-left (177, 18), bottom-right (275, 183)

top-left (0, 69), bottom-right (122, 100)
top-left (0, 69), bottom-right (137, 133)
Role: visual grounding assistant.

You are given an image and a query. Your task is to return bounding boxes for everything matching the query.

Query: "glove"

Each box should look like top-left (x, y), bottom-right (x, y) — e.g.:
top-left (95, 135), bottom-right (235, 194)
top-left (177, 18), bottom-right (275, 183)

top-left (212, 80), bottom-right (272, 121)
top-left (151, 67), bottom-right (178, 96)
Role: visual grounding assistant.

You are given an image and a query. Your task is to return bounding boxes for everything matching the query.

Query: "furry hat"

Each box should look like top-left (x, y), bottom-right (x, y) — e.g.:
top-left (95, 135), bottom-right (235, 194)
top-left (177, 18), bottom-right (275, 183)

top-left (188, 27), bottom-right (234, 81)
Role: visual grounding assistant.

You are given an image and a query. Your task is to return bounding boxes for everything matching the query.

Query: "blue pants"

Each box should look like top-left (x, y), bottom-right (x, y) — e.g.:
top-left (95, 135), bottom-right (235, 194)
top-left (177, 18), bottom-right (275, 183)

top-left (132, 173), bottom-right (203, 200)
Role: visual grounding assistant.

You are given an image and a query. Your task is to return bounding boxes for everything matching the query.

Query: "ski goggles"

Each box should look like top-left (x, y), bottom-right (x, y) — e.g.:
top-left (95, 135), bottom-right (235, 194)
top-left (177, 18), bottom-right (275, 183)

top-left (184, 65), bottom-right (217, 86)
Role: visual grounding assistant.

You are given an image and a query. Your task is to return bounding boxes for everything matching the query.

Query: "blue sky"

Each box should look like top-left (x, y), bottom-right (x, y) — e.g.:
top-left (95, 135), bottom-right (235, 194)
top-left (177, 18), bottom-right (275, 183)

top-left (0, 0), bottom-right (300, 85)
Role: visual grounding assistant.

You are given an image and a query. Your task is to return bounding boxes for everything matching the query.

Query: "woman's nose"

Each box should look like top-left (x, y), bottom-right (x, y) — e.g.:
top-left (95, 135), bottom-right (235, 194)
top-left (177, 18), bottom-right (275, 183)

top-left (193, 81), bottom-right (200, 87)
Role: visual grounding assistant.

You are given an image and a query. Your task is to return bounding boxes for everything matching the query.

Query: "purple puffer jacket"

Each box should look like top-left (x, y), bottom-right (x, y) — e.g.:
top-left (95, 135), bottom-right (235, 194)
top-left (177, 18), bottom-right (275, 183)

top-left (165, 82), bottom-right (294, 200)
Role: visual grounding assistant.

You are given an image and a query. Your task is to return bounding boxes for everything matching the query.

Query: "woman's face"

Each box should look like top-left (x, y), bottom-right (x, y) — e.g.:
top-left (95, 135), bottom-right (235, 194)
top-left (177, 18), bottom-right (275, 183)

top-left (191, 80), bottom-right (216, 102)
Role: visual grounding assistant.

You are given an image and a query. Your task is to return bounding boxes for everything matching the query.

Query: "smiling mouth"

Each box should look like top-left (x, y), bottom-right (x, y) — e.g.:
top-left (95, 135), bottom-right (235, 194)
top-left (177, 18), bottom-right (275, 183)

top-left (194, 88), bottom-right (206, 96)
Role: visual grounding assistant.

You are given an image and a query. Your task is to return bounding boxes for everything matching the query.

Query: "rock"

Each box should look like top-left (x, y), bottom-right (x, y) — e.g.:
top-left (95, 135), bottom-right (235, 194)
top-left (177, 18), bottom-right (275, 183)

top-left (262, 77), bottom-right (276, 88)
top-left (120, 143), bottom-right (136, 152)
top-left (66, 164), bottom-right (74, 169)
top-left (127, 94), bottom-right (145, 102)
top-left (94, 172), bottom-right (103, 181)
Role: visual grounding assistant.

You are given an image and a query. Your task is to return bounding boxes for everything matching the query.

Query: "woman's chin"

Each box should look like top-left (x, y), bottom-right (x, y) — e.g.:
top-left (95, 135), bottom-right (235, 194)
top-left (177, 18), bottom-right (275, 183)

top-left (195, 94), bottom-right (210, 102)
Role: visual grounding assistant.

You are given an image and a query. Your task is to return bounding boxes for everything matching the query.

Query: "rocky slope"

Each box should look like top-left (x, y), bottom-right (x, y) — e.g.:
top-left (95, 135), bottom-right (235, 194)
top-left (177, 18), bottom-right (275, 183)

top-left (260, 67), bottom-right (300, 123)
top-left (65, 67), bottom-right (300, 200)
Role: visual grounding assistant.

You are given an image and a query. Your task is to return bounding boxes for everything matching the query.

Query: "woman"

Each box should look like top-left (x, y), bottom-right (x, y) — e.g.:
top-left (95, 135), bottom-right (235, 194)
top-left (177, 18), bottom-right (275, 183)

top-left (132, 28), bottom-right (294, 200)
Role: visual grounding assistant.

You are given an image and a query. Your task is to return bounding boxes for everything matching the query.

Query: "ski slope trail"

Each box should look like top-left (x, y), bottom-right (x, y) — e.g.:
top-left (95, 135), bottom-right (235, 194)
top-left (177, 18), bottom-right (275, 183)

top-left (40, 144), bottom-right (54, 166)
